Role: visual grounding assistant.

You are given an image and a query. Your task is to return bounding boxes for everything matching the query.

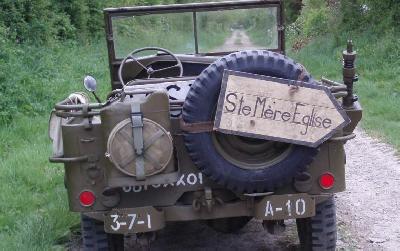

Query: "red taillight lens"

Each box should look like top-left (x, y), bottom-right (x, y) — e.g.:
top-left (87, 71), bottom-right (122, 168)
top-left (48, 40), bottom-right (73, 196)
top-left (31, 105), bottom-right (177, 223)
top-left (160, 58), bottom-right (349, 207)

top-left (79, 190), bottom-right (95, 207)
top-left (319, 172), bottom-right (335, 190)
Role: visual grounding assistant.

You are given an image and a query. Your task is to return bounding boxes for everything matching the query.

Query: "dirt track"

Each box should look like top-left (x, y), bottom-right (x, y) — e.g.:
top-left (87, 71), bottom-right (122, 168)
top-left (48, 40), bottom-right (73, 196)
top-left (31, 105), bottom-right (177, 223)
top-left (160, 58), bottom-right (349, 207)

top-left (218, 29), bottom-right (259, 51)
top-left (335, 128), bottom-right (400, 250)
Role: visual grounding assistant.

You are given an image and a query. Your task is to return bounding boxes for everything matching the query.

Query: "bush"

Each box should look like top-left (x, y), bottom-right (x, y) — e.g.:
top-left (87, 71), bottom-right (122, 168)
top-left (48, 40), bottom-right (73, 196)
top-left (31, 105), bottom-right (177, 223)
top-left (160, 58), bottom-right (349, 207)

top-left (302, 8), bottom-right (330, 37)
top-left (0, 0), bottom-right (174, 125)
top-left (287, 0), bottom-right (336, 49)
top-left (340, 0), bottom-right (400, 33)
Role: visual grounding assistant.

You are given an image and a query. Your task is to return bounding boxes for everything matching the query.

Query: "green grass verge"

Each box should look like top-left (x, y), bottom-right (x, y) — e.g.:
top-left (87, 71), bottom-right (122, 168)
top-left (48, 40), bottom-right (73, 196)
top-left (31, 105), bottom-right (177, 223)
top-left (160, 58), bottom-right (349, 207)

top-left (288, 32), bottom-right (400, 149)
top-left (0, 40), bottom-right (111, 125)
top-left (0, 116), bottom-right (78, 250)
top-left (0, 39), bottom-right (111, 250)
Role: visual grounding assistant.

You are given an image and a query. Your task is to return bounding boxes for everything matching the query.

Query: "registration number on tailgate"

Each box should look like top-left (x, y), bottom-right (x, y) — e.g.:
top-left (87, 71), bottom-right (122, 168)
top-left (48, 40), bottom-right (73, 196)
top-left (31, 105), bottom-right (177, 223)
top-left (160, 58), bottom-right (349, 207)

top-left (104, 206), bottom-right (165, 234)
top-left (255, 193), bottom-right (315, 220)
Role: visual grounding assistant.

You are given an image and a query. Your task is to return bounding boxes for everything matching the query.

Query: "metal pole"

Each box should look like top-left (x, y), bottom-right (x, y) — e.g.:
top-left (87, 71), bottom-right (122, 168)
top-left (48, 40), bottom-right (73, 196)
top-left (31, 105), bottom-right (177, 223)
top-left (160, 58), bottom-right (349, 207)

top-left (193, 12), bottom-right (199, 54)
top-left (342, 40), bottom-right (358, 107)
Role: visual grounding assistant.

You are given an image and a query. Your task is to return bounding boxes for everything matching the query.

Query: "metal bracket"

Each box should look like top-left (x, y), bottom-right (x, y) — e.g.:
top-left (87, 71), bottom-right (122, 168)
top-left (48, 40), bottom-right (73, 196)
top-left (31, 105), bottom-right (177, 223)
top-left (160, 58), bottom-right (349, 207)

top-left (204, 187), bottom-right (213, 212)
top-left (82, 105), bottom-right (93, 130)
top-left (179, 119), bottom-right (214, 133)
top-left (192, 187), bottom-right (223, 212)
top-left (329, 133), bottom-right (356, 142)
top-left (49, 155), bottom-right (88, 163)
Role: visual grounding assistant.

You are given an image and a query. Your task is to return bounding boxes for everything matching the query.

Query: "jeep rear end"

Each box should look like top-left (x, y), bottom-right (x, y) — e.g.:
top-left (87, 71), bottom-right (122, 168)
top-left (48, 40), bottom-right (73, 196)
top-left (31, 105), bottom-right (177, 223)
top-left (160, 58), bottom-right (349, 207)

top-left (49, 1), bottom-right (362, 250)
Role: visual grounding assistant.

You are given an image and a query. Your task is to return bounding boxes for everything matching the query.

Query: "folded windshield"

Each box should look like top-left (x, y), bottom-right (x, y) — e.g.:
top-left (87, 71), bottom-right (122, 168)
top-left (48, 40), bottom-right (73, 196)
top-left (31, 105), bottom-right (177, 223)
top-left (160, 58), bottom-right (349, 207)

top-left (111, 6), bottom-right (279, 58)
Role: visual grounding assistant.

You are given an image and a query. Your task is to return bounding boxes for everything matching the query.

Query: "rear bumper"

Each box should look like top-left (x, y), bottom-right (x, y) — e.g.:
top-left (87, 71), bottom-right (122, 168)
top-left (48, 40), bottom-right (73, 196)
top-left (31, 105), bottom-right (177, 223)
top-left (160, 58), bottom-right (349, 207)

top-left (84, 193), bottom-right (332, 234)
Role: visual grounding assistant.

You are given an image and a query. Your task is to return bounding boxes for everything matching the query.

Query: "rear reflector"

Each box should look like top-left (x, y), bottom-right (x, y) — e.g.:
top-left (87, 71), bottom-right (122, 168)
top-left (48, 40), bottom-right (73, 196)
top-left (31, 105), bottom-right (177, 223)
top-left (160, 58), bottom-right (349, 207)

top-left (79, 190), bottom-right (95, 207)
top-left (319, 172), bottom-right (335, 190)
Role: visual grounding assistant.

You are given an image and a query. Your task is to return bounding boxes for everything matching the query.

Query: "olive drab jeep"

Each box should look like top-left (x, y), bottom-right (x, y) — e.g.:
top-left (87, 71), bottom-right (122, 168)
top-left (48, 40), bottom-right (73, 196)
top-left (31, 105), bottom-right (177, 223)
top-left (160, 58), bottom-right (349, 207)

top-left (48, 1), bottom-right (362, 250)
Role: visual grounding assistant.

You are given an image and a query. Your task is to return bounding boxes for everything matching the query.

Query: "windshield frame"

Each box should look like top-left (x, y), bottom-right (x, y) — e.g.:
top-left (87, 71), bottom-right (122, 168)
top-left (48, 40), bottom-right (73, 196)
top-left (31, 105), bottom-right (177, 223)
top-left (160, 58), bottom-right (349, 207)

top-left (104, 0), bottom-right (284, 89)
top-left (104, 0), bottom-right (284, 58)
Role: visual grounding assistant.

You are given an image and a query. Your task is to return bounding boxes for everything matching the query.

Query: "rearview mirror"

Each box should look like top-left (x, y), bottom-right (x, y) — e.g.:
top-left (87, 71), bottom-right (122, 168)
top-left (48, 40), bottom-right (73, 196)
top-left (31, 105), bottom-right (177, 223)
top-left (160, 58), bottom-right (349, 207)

top-left (83, 75), bottom-right (102, 103)
top-left (83, 75), bottom-right (97, 92)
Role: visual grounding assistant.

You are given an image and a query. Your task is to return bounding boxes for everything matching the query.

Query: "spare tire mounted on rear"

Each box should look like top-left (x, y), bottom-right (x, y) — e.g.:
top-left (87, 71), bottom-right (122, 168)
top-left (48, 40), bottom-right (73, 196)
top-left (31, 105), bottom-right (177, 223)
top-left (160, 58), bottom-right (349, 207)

top-left (182, 50), bottom-right (319, 193)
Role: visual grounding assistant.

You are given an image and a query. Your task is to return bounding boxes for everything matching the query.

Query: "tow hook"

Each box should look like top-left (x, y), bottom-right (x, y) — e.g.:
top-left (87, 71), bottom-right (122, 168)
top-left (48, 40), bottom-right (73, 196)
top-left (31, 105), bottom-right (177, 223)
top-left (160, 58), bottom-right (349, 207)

top-left (192, 187), bottom-right (224, 212)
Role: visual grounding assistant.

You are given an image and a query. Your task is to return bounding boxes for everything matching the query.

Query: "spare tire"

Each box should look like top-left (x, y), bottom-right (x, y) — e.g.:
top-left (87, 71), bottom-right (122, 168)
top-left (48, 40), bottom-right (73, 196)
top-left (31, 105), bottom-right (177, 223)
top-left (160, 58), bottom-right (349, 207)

top-left (182, 50), bottom-right (319, 193)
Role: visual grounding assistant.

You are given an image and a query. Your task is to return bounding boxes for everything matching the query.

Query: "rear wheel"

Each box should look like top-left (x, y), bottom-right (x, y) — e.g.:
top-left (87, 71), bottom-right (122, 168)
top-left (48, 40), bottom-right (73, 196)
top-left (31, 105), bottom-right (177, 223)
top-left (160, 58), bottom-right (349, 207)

top-left (183, 50), bottom-right (319, 193)
top-left (296, 197), bottom-right (337, 251)
top-left (81, 214), bottom-right (124, 251)
top-left (206, 216), bottom-right (252, 233)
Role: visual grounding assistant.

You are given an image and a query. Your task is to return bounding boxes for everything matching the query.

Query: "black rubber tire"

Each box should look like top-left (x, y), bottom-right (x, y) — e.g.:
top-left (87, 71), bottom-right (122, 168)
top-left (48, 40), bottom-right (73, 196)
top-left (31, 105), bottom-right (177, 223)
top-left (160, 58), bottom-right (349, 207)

top-left (81, 214), bottom-right (124, 251)
top-left (182, 50), bottom-right (319, 193)
top-left (296, 197), bottom-right (337, 251)
top-left (205, 216), bottom-right (252, 233)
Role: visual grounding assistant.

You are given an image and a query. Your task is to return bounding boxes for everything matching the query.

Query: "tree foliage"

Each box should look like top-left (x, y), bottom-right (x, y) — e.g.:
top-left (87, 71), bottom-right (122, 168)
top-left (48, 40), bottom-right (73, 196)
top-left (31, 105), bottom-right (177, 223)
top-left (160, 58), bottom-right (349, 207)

top-left (287, 0), bottom-right (400, 43)
top-left (0, 0), bottom-right (173, 44)
top-left (340, 0), bottom-right (400, 32)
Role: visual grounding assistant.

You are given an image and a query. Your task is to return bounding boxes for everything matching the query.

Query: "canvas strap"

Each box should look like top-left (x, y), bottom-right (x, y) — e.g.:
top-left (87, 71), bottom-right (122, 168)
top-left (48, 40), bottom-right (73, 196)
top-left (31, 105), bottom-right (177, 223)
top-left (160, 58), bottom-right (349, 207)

top-left (131, 103), bottom-right (145, 180)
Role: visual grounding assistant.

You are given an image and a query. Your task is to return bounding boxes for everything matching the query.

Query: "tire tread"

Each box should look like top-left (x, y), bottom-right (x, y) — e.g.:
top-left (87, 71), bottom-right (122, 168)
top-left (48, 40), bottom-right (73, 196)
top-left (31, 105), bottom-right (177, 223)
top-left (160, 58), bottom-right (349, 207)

top-left (81, 214), bottom-right (124, 251)
top-left (296, 197), bottom-right (337, 251)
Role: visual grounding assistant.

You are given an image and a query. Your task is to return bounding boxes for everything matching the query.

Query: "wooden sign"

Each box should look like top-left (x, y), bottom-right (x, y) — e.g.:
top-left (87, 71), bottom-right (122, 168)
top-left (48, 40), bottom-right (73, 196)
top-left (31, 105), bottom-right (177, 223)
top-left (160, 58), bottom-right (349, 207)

top-left (214, 70), bottom-right (350, 147)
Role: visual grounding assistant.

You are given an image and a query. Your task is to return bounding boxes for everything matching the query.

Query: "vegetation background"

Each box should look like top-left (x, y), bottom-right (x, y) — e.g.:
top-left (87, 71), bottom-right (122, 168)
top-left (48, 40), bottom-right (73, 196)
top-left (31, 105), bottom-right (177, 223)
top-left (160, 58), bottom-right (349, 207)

top-left (0, 0), bottom-right (399, 249)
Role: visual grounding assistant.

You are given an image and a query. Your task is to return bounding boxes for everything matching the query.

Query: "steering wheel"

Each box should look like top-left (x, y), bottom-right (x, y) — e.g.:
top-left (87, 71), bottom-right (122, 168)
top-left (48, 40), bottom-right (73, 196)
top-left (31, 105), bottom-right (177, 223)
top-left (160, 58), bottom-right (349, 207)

top-left (118, 47), bottom-right (183, 87)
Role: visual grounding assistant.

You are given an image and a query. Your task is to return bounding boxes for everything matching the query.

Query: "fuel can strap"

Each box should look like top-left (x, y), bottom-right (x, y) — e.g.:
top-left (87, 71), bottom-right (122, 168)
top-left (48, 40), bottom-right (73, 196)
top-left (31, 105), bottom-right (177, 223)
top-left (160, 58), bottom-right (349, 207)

top-left (131, 103), bottom-right (145, 180)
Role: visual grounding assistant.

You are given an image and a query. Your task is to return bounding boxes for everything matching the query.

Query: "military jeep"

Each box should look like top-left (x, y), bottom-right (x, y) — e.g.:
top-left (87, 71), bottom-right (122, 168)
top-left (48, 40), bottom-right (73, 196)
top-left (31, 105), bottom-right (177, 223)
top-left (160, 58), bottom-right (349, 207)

top-left (49, 1), bottom-right (362, 250)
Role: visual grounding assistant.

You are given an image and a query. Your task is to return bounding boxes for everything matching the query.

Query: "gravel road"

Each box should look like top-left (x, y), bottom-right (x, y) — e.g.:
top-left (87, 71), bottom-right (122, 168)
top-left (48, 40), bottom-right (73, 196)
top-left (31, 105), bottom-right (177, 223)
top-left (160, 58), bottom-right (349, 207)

top-left (335, 128), bottom-right (400, 250)
top-left (119, 128), bottom-right (400, 251)
top-left (217, 29), bottom-right (259, 51)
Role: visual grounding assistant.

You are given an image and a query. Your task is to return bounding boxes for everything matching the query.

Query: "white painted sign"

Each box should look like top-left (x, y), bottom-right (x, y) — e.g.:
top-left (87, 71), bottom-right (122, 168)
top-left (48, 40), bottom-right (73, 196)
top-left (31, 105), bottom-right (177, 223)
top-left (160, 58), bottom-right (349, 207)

top-left (214, 70), bottom-right (350, 147)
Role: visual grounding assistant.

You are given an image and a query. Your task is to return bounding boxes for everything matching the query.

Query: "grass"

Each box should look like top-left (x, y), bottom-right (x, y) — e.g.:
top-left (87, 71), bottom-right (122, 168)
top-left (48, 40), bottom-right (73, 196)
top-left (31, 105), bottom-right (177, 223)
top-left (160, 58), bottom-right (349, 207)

top-left (0, 116), bottom-right (77, 250)
top-left (113, 14), bottom-right (230, 57)
top-left (287, 31), bottom-right (400, 149)
top-left (0, 40), bottom-right (111, 250)
top-left (198, 29), bottom-right (231, 53)
top-left (0, 40), bottom-right (111, 125)
top-left (247, 27), bottom-right (278, 49)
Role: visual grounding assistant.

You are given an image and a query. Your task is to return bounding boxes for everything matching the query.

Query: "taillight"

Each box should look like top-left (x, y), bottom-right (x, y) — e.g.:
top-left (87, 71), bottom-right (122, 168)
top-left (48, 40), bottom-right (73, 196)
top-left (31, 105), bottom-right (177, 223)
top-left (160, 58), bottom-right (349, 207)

top-left (319, 172), bottom-right (335, 190)
top-left (79, 190), bottom-right (96, 207)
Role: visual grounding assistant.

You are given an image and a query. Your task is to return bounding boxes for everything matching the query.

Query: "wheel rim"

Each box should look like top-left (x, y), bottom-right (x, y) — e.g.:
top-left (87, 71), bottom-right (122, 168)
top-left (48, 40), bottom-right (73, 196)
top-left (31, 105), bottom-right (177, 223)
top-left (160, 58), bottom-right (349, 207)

top-left (212, 131), bottom-right (293, 170)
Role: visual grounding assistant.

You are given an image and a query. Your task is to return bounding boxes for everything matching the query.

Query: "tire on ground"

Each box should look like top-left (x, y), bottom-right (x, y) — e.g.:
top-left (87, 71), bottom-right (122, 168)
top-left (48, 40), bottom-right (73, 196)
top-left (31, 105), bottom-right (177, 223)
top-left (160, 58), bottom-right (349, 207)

top-left (296, 197), bottom-right (337, 251)
top-left (182, 50), bottom-right (318, 193)
top-left (81, 214), bottom-right (124, 251)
